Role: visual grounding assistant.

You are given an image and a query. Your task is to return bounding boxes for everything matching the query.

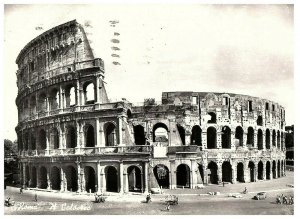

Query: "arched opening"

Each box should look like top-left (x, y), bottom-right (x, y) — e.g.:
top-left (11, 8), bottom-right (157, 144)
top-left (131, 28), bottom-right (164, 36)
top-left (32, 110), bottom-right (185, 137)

top-left (30, 132), bottom-right (36, 150)
top-left (30, 95), bottom-right (36, 115)
top-left (272, 160), bottom-right (276, 178)
top-left (207, 112), bottom-right (216, 123)
top-left (191, 125), bottom-right (202, 146)
top-left (266, 129), bottom-right (270, 149)
top-left (66, 126), bottom-right (76, 148)
top-left (221, 126), bottom-right (231, 149)
top-left (105, 123), bottom-right (117, 146)
top-left (153, 123), bottom-right (169, 145)
top-left (176, 164), bottom-right (190, 188)
top-left (177, 124), bottom-right (186, 145)
top-left (248, 161), bottom-right (255, 182)
top-left (105, 166), bottom-right (118, 192)
top-left (65, 165), bottom-right (78, 192)
top-left (277, 160), bottom-right (281, 178)
top-left (84, 166), bottom-right (96, 193)
top-left (51, 166), bottom-right (61, 190)
top-left (25, 165), bottom-right (30, 187)
top-left (49, 88), bottom-right (59, 110)
top-left (127, 109), bottom-right (132, 119)
top-left (50, 128), bottom-right (59, 149)
top-left (24, 132), bottom-right (29, 150)
top-left (237, 162), bottom-right (244, 182)
top-left (257, 115), bottom-right (263, 126)
top-left (257, 161), bottom-right (263, 180)
top-left (222, 161), bottom-right (232, 183)
top-left (38, 93), bottom-right (47, 112)
top-left (246, 127), bottom-right (254, 147)
top-left (39, 129), bottom-right (47, 150)
top-left (272, 130), bottom-right (276, 147)
top-left (207, 127), bottom-right (217, 149)
top-left (235, 126), bottom-right (243, 147)
top-left (277, 131), bottom-right (280, 149)
top-left (65, 85), bottom-right (76, 107)
top-left (128, 166), bottom-right (142, 192)
top-left (31, 167), bottom-right (37, 187)
top-left (39, 166), bottom-right (48, 189)
top-left (83, 82), bottom-right (95, 104)
top-left (133, 125), bottom-right (146, 145)
top-left (207, 161), bottom-right (218, 184)
top-left (85, 125), bottom-right (95, 147)
top-left (154, 165), bottom-right (170, 189)
top-left (257, 129), bottom-right (263, 150)
top-left (266, 161), bottom-right (271, 180)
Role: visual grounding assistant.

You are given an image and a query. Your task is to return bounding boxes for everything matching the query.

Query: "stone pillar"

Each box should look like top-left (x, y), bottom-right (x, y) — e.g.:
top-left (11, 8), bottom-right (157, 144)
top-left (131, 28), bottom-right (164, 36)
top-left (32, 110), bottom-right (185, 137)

top-left (262, 161), bottom-right (266, 180)
top-left (119, 162), bottom-right (124, 193)
top-left (244, 161), bottom-right (250, 183)
top-left (217, 163), bottom-right (222, 183)
top-left (60, 167), bottom-right (65, 192)
top-left (22, 163), bottom-right (26, 187)
top-left (76, 80), bottom-right (81, 106)
top-left (253, 129), bottom-right (257, 149)
top-left (76, 121), bottom-right (82, 152)
top-left (101, 171), bottom-right (106, 193)
top-left (46, 129), bottom-right (50, 155)
top-left (96, 162), bottom-right (101, 192)
top-left (144, 162), bottom-right (149, 193)
top-left (217, 131), bottom-right (222, 149)
top-left (77, 162), bottom-right (82, 192)
top-left (59, 85), bottom-right (65, 109)
top-left (46, 95), bottom-right (50, 113)
top-left (262, 132), bottom-right (266, 151)
top-left (95, 118), bottom-right (100, 148)
top-left (231, 163), bottom-right (237, 184)
top-left (269, 161), bottom-right (273, 180)
top-left (36, 165), bottom-right (41, 188)
top-left (170, 160), bottom-right (176, 189)
top-left (231, 131), bottom-right (235, 149)
top-left (123, 170), bottom-right (128, 193)
top-left (243, 132), bottom-right (247, 148)
top-left (96, 75), bottom-right (101, 104)
top-left (254, 162), bottom-right (258, 182)
top-left (118, 117), bottom-right (123, 145)
top-left (47, 166), bottom-right (51, 189)
top-left (190, 159), bottom-right (197, 188)
top-left (99, 122), bottom-right (105, 147)
top-left (203, 164), bottom-right (208, 185)
top-left (185, 133), bottom-right (191, 145)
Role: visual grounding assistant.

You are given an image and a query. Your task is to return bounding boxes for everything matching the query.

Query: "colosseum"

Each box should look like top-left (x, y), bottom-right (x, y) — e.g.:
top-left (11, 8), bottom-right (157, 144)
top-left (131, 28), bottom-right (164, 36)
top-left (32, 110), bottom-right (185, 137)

top-left (16, 20), bottom-right (286, 194)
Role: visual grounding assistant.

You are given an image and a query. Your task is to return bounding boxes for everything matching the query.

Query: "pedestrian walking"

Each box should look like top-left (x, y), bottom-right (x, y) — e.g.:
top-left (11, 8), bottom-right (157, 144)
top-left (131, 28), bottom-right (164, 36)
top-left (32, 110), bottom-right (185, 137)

top-left (20, 187), bottom-right (23, 194)
top-left (34, 193), bottom-right (38, 202)
top-left (166, 203), bottom-right (170, 211)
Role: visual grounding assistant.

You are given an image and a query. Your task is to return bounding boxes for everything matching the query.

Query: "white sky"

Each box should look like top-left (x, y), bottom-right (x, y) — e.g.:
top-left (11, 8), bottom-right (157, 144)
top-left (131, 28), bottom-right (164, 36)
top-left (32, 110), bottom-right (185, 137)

top-left (3, 4), bottom-right (294, 140)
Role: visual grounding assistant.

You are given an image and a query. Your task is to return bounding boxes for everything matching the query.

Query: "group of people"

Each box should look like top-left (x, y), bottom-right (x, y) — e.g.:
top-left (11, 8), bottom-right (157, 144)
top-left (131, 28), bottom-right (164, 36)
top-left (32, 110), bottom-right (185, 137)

top-left (276, 194), bottom-right (293, 205)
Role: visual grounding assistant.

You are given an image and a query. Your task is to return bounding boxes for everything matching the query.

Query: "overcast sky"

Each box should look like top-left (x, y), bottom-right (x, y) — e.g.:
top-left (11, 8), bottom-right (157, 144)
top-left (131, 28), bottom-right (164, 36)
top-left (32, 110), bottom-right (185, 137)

top-left (3, 4), bottom-right (294, 140)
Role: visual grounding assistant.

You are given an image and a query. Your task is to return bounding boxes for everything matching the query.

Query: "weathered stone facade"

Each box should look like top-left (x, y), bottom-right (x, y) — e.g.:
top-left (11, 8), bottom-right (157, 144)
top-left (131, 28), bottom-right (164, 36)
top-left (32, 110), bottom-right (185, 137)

top-left (16, 20), bottom-right (286, 194)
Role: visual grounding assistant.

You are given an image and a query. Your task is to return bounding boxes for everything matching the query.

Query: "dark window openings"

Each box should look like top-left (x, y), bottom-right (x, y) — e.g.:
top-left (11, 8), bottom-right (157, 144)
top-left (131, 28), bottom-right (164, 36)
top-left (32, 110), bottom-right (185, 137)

top-left (30, 62), bottom-right (35, 72)
top-left (207, 112), bottom-right (216, 123)
top-left (272, 104), bottom-right (275, 112)
top-left (248, 100), bottom-right (253, 112)
top-left (223, 96), bottom-right (230, 106)
top-left (191, 125), bottom-right (202, 146)
top-left (247, 127), bottom-right (254, 147)
top-left (257, 116), bottom-right (263, 126)
top-left (207, 127), bottom-right (217, 149)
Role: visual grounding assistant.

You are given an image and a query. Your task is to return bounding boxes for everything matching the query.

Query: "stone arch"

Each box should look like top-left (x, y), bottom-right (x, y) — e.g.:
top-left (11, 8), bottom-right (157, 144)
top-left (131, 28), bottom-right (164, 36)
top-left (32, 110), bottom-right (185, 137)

top-left (222, 161), bottom-right (232, 183)
top-left (51, 166), bottom-right (61, 190)
top-left (191, 125), bottom-right (202, 146)
top-left (50, 127), bottom-right (59, 149)
top-left (177, 124), bottom-right (186, 145)
top-left (84, 166), bottom-right (96, 193)
top-left (176, 164), bottom-right (190, 188)
top-left (127, 165), bottom-right (142, 192)
top-left (65, 85), bottom-right (76, 107)
top-left (104, 122), bottom-right (117, 146)
top-left (277, 130), bottom-right (280, 149)
top-left (49, 88), bottom-right (59, 110)
top-left (207, 161), bottom-right (218, 184)
top-left (272, 130), bottom-right (276, 147)
top-left (133, 125), bottom-right (146, 145)
top-left (265, 129), bottom-right (271, 149)
top-left (83, 81), bottom-right (95, 104)
top-left (38, 129), bottom-right (47, 150)
top-left (207, 127), bottom-right (217, 149)
top-left (221, 126), bottom-right (231, 149)
top-left (257, 115), bottom-right (263, 126)
top-left (246, 127), bottom-right (254, 147)
top-left (235, 126), bottom-right (243, 147)
top-left (105, 166), bottom-right (118, 192)
top-left (207, 112), bottom-right (216, 123)
top-left (38, 92), bottom-right (47, 112)
top-left (39, 166), bottom-right (48, 189)
top-left (277, 160), bottom-right (281, 178)
top-left (153, 122), bottom-right (169, 144)
top-left (272, 160), bottom-right (276, 178)
top-left (257, 129), bottom-right (263, 150)
top-left (153, 164), bottom-right (170, 189)
top-left (31, 166), bottom-right (37, 187)
top-left (85, 124), bottom-right (95, 147)
top-left (248, 161), bottom-right (255, 182)
top-left (65, 165), bottom-right (78, 192)
top-left (257, 161), bottom-right (263, 180)
top-left (30, 95), bottom-right (36, 115)
top-left (236, 162), bottom-right (244, 182)
top-left (66, 126), bottom-right (76, 148)
top-left (266, 161), bottom-right (271, 180)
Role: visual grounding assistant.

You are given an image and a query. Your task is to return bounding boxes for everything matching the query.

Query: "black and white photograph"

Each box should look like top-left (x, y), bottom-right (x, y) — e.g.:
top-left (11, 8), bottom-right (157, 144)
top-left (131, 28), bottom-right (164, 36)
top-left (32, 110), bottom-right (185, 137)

top-left (2, 0), bottom-right (296, 215)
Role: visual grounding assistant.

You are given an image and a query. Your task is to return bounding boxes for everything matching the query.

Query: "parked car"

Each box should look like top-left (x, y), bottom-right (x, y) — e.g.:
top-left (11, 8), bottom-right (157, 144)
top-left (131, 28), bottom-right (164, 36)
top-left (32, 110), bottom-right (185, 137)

top-left (254, 192), bottom-right (267, 200)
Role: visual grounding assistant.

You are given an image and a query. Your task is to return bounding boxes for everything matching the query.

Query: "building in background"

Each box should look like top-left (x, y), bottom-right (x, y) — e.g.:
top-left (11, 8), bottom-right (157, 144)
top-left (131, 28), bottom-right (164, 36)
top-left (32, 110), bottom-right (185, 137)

top-left (285, 125), bottom-right (294, 167)
top-left (16, 20), bottom-right (286, 193)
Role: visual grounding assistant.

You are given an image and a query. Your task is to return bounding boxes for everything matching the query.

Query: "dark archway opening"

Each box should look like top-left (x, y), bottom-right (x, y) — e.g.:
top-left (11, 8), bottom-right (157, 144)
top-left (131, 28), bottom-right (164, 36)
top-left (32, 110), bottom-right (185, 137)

top-left (133, 125), bottom-right (146, 145)
top-left (272, 130), bottom-right (276, 147)
top-left (191, 125), bottom-right (202, 146)
top-left (177, 125), bottom-right (186, 145)
top-left (66, 126), bottom-right (76, 148)
top-left (207, 161), bottom-right (218, 184)
top-left (65, 166), bottom-right (78, 192)
top-left (257, 115), bottom-right (263, 126)
top-left (207, 127), bottom-right (217, 149)
top-left (106, 166), bottom-right (118, 192)
top-left (39, 166), bottom-right (48, 189)
top-left (51, 166), bottom-right (61, 190)
top-left (222, 161), bottom-right (232, 183)
top-left (86, 125), bottom-right (95, 147)
top-left (235, 126), bottom-right (243, 147)
top-left (257, 129), bottom-right (263, 150)
top-left (277, 160), bottom-right (281, 178)
top-left (237, 163), bottom-right (244, 182)
top-left (31, 167), bottom-right (37, 187)
top-left (39, 129), bottom-right (47, 150)
top-left (128, 166), bottom-right (142, 192)
top-left (222, 126), bottom-right (231, 149)
top-left (248, 161), bottom-right (255, 182)
top-left (207, 112), bottom-right (216, 123)
top-left (85, 166), bottom-right (96, 193)
top-left (266, 161), bottom-right (271, 180)
top-left (176, 164), bottom-right (190, 188)
top-left (247, 127), bottom-right (254, 147)
top-left (105, 123), bottom-right (117, 146)
top-left (266, 129), bottom-right (270, 149)
top-left (272, 161), bottom-right (276, 178)
top-left (258, 161), bottom-right (263, 180)
top-left (154, 165), bottom-right (170, 189)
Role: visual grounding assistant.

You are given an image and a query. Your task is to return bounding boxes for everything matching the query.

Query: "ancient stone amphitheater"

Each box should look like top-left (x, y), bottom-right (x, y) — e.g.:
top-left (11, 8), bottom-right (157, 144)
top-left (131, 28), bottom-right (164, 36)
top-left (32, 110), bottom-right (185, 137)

top-left (16, 20), bottom-right (286, 193)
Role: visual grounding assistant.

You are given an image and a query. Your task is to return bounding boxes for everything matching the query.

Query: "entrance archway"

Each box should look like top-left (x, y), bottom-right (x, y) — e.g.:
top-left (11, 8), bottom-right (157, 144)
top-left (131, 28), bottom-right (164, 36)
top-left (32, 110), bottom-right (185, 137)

top-left (133, 125), bottom-right (146, 145)
top-left (106, 166), bottom-right (118, 192)
top-left (257, 129), bottom-right (263, 150)
top-left (235, 126), bottom-right (243, 147)
top-left (237, 162), bottom-right (244, 182)
top-left (85, 125), bottom-right (95, 147)
top-left (85, 166), bottom-right (96, 193)
top-left (128, 166), bottom-right (142, 192)
top-left (221, 126), bottom-right (231, 149)
top-left (191, 125), bottom-right (202, 146)
top-left (277, 160), bottom-right (281, 178)
top-left (154, 165), bottom-right (169, 189)
top-left (266, 161), bottom-right (271, 180)
top-left (39, 166), bottom-right (48, 189)
top-left (207, 127), bottom-right (217, 149)
top-left (258, 161), bottom-right (263, 180)
top-left (31, 167), bottom-right (37, 187)
top-left (248, 161), bottom-right (255, 182)
top-left (51, 166), bottom-right (61, 190)
top-left (65, 165), bottom-right (78, 192)
top-left (207, 161), bottom-right (218, 184)
top-left (272, 160), bottom-right (276, 178)
top-left (222, 161), bottom-right (232, 183)
top-left (176, 164), bottom-right (190, 188)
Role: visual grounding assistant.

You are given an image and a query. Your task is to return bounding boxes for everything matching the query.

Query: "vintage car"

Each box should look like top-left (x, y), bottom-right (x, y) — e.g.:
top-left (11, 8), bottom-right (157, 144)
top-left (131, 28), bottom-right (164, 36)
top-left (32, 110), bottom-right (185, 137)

top-left (253, 192), bottom-right (267, 200)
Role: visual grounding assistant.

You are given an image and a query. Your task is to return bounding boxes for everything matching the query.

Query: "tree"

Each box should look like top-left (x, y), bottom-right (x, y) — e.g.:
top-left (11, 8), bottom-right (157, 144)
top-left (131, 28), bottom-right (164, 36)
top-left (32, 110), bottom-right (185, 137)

top-left (4, 139), bottom-right (18, 157)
